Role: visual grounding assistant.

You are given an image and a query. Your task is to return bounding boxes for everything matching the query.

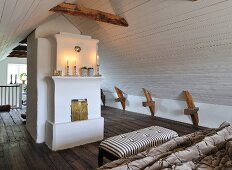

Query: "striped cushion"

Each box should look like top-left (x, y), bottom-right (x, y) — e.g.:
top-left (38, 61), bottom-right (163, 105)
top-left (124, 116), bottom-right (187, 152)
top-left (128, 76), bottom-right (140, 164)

top-left (100, 126), bottom-right (178, 158)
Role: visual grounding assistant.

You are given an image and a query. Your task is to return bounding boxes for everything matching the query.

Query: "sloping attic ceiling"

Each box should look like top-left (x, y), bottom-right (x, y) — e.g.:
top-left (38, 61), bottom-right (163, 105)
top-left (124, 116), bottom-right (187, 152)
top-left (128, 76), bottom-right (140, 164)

top-left (0, 0), bottom-right (124, 61)
top-left (0, 0), bottom-right (79, 61)
top-left (65, 0), bottom-right (232, 106)
top-left (1, 0), bottom-right (232, 105)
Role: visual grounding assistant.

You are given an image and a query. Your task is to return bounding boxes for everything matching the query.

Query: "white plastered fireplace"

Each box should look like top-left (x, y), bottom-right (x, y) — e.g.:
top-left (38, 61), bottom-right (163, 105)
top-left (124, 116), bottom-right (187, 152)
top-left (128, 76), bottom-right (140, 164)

top-left (45, 32), bottom-right (104, 151)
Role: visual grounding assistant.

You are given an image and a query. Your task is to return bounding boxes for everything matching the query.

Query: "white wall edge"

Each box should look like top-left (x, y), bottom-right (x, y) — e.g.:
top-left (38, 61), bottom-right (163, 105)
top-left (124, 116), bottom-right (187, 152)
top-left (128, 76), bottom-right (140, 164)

top-left (104, 92), bottom-right (232, 128)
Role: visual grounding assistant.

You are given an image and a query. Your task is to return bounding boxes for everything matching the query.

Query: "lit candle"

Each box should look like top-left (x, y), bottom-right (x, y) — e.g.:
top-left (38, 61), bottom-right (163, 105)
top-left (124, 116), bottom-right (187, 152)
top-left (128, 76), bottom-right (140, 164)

top-left (96, 55), bottom-right (99, 65)
top-left (67, 59), bottom-right (69, 67)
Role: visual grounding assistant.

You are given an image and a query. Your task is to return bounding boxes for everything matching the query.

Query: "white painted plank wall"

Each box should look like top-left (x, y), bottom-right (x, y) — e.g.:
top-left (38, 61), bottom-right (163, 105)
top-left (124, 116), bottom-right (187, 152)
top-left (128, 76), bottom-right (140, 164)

top-left (67, 0), bottom-right (232, 106)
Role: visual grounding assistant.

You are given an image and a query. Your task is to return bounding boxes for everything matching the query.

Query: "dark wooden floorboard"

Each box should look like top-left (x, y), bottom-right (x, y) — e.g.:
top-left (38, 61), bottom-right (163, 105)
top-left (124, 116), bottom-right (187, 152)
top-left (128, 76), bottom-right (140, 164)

top-left (2, 144), bottom-right (12, 170)
top-left (0, 145), bottom-right (4, 170)
top-left (8, 143), bottom-right (29, 170)
top-left (59, 149), bottom-right (87, 169)
top-left (0, 106), bottom-right (205, 170)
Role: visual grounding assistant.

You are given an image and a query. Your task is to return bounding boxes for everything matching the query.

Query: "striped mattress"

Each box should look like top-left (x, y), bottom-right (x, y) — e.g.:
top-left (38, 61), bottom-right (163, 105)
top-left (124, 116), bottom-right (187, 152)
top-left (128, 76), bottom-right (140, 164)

top-left (99, 126), bottom-right (178, 158)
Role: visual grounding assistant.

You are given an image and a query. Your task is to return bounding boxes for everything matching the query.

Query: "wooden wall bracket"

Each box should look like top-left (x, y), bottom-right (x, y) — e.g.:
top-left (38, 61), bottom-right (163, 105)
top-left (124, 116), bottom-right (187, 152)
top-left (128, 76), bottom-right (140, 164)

top-left (114, 86), bottom-right (126, 110)
top-left (184, 107), bottom-right (199, 115)
top-left (183, 90), bottom-right (199, 126)
top-left (142, 88), bottom-right (155, 117)
top-left (101, 89), bottom-right (106, 106)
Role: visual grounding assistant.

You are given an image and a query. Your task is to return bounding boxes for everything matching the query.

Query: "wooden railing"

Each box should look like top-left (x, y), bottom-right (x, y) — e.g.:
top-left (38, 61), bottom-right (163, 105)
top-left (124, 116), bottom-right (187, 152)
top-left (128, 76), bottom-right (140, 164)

top-left (0, 85), bottom-right (22, 109)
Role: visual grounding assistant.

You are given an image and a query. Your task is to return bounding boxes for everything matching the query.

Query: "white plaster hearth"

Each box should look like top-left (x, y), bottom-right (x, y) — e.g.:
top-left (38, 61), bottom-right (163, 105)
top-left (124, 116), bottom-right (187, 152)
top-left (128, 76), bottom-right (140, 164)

top-left (45, 76), bottom-right (104, 151)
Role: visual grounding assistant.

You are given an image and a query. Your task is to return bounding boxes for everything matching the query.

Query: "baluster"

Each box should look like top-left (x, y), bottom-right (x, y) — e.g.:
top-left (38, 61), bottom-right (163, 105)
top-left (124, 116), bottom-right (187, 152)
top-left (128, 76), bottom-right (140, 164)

top-left (19, 84), bottom-right (22, 109)
top-left (11, 86), bottom-right (14, 107)
top-left (16, 86), bottom-right (18, 107)
top-left (5, 86), bottom-right (7, 105)
top-left (1, 87), bottom-right (2, 105)
top-left (8, 86), bottom-right (10, 106)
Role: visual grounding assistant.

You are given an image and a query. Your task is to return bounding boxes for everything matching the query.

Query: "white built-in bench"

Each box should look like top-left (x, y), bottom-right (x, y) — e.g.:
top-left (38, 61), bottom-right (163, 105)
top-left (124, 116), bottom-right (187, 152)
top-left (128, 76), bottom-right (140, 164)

top-left (98, 126), bottom-right (178, 166)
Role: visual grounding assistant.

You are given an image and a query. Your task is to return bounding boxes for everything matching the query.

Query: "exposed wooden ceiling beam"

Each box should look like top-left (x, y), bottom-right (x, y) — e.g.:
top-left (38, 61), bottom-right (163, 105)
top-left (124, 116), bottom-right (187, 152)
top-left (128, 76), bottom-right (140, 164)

top-left (7, 50), bottom-right (27, 58)
top-left (10, 50), bottom-right (27, 55)
top-left (19, 38), bottom-right (27, 44)
top-left (7, 55), bottom-right (27, 58)
top-left (50, 2), bottom-right (128, 27)
top-left (13, 45), bottom-right (27, 51)
top-left (7, 55), bottom-right (26, 58)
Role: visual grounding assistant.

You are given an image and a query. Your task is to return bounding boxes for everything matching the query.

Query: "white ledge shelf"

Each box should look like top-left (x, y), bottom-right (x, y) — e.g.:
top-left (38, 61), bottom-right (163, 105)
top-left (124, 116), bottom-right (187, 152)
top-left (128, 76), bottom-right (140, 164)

top-left (52, 76), bottom-right (103, 80)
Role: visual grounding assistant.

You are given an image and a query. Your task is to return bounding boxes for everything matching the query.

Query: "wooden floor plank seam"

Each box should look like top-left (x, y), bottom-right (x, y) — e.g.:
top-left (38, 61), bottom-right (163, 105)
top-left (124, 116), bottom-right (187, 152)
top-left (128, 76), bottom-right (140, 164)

top-left (0, 107), bottom-right (205, 169)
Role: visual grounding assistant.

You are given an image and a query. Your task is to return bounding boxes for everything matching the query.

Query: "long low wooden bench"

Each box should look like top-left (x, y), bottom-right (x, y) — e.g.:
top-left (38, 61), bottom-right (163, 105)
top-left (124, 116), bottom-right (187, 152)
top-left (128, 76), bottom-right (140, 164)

top-left (98, 126), bottom-right (178, 166)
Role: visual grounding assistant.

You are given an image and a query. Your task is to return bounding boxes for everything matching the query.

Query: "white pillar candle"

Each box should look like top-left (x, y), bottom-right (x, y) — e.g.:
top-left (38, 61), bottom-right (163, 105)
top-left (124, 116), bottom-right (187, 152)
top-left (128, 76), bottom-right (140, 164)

top-left (96, 55), bottom-right (99, 65)
top-left (67, 59), bottom-right (69, 67)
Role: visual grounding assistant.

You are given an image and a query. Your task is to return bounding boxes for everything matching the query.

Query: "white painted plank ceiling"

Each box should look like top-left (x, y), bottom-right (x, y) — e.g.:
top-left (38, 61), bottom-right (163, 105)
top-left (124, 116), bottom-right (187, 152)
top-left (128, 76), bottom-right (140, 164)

top-left (66, 0), bottom-right (232, 106)
top-left (0, 0), bottom-right (68, 60)
top-left (0, 0), bottom-right (231, 106)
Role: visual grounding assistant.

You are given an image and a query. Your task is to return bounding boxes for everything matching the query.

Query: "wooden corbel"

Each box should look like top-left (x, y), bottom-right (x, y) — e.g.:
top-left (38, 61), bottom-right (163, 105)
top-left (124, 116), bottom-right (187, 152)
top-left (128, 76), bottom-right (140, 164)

top-left (114, 86), bottom-right (126, 110)
top-left (101, 89), bottom-right (106, 106)
top-left (142, 88), bottom-right (155, 117)
top-left (183, 90), bottom-right (199, 126)
top-left (184, 107), bottom-right (199, 115)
